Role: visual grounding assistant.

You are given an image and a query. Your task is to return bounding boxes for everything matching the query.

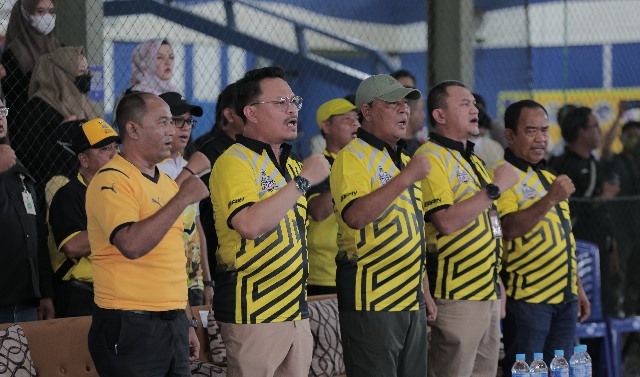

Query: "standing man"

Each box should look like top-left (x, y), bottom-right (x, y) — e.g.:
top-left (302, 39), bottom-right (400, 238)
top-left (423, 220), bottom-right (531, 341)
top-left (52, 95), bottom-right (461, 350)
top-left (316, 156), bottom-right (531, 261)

top-left (307, 98), bottom-right (360, 296)
top-left (330, 74), bottom-right (434, 377)
top-left (209, 66), bottom-right (330, 377)
top-left (86, 92), bottom-right (208, 376)
top-left (0, 99), bottom-right (55, 323)
top-left (417, 80), bottom-right (518, 377)
top-left (498, 100), bottom-right (590, 374)
top-left (48, 118), bottom-right (119, 317)
top-left (158, 91), bottom-right (213, 306)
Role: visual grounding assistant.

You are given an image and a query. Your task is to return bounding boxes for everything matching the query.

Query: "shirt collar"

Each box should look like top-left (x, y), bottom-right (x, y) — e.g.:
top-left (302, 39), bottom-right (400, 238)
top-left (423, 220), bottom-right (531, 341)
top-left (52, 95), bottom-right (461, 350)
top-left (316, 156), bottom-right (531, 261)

top-left (236, 134), bottom-right (293, 174)
top-left (504, 148), bottom-right (547, 172)
top-left (357, 128), bottom-right (407, 169)
top-left (429, 132), bottom-right (475, 159)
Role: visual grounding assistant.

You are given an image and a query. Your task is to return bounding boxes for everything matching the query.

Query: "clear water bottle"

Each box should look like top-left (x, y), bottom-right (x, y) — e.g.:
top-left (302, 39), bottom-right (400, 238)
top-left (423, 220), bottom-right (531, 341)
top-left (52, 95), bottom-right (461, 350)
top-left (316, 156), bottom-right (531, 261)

top-left (569, 344), bottom-right (592, 377)
top-left (530, 352), bottom-right (549, 377)
top-left (512, 353), bottom-right (531, 377)
top-left (550, 349), bottom-right (570, 377)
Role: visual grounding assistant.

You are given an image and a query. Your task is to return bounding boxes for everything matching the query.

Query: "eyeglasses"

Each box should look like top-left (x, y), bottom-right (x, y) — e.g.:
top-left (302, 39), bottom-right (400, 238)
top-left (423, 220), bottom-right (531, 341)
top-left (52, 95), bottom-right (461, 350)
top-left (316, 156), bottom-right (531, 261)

top-left (0, 107), bottom-right (9, 118)
top-left (250, 96), bottom-right (303, 111)
top-left (172, 117), bottom-right (197, 129)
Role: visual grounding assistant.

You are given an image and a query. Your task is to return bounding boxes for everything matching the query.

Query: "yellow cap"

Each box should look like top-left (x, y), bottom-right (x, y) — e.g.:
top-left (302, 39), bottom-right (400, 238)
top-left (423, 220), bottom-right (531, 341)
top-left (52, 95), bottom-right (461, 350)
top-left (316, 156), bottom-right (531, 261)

top-left (316, 98), bottom-right (356, 129)
top-left (72, 118), bottom-right (120, 155)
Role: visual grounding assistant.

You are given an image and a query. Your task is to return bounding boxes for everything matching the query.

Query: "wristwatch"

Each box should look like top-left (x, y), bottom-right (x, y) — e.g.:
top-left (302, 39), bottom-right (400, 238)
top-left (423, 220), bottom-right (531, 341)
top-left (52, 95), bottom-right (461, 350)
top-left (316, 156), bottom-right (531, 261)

top-left (293, 175), bottom-right (311, 195)
top-left (485, 183), bottom-right (501, 200)
top-left (189, 317), bottom-right (198, 330)
top-left (203, 280), bottom-right (214, 288)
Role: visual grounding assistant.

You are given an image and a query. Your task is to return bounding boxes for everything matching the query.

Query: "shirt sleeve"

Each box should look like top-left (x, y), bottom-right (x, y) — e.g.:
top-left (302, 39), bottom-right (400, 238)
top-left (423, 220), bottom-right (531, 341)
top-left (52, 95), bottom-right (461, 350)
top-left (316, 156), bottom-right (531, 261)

top-left (210, 153), bottom-right (258, 229)
top-left (419, 148), bottom-right (453, 215)
top-left (330, 148), bottom-right (372, 222)
top-left (49, 185), bottom-right (87, 250)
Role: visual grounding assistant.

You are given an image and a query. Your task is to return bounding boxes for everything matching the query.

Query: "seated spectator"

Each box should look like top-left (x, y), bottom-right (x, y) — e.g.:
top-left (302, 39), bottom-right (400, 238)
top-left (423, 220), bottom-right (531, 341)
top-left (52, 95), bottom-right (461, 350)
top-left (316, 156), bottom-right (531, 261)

top-left (19, 46), bottom-right (99, 209)
top-left (157, 91), bottom-right (212, 306)
top-left (48, 118), bottom-right (119, 318)
top-left (130, 39), bottom-right (177, 95)
top-left (1, 0), bottom-right (60, 153)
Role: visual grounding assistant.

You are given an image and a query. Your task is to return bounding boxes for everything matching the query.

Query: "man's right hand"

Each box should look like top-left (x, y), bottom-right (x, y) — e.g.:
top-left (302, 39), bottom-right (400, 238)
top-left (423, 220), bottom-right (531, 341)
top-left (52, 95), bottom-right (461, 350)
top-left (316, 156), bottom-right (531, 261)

top-left (299, 153), bottom-right (331, 186)
top-left (493, 163), bottom-right (518, 192)
top-left (402, 153), bottom-right (431, 183)
top-left (177, 174), bottom-right (209, 205)
top-left (0, 144), bottom-right (17, 173)
top-left (547, 174), bottom-right (575, 205)
top-left (185, 151), bottom-right (211, 176)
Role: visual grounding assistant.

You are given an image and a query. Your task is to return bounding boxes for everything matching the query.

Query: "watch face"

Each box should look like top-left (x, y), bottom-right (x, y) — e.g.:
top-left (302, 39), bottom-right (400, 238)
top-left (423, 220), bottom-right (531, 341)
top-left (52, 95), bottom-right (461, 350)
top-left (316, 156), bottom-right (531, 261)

top-left (487, 184), bottom-right (500, 199)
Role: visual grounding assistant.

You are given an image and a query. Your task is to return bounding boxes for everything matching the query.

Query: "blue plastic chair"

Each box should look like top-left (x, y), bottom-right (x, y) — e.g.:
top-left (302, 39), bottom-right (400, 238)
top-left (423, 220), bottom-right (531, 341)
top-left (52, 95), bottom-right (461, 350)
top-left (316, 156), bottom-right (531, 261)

top-left (575, 239), bottom-right (614, 377)
top-left (609, 315), bottom-right (640, 377)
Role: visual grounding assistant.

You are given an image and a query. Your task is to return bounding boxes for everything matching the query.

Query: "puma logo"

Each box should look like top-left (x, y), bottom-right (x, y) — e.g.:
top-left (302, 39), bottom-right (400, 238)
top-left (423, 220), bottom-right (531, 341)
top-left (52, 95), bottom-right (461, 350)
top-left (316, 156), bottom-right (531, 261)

top-left (151, 197), bottom-right (162, 207)
top-left (100, 183), bottom-right (116, 193)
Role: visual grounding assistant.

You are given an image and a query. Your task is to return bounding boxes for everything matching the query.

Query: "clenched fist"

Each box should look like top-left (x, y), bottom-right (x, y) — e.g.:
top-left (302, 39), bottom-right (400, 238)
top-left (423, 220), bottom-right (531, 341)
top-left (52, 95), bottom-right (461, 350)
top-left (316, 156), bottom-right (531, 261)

top-left (178, 174), bottom-right (209, 205)
top-left (546, 174), bottom-right (575, 205)
top-left (493, 163), bottom-right (519, 192)
top-left (403, 153), bottom-right (431, 183)
top-left (300, 153), bottom-right (331, 186)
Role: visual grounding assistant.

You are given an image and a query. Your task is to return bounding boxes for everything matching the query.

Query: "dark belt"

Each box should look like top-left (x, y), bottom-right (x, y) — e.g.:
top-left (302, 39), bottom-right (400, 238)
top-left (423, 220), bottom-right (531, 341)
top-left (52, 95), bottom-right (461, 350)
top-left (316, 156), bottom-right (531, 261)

top-left (121, 309), bottom-right (184, 320)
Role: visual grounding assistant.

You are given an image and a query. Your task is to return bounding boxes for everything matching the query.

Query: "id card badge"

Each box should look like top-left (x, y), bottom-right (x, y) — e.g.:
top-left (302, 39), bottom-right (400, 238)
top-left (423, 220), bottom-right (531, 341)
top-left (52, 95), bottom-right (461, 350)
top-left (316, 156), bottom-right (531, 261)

top-left (488, 208), bottom-right (503, 238)
top-left (22, 191), bottom-right (36, 215)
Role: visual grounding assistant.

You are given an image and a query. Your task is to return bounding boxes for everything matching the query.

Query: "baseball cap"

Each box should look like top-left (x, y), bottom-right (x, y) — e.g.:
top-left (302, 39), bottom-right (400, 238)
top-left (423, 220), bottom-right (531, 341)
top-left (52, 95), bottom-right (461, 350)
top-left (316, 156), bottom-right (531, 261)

top-left (71, 118), bottom-right (120, 156)
top-left (159, 92), bottom-right (203, 117)
top-left (316, 98), bottom-right (356, 128)
top-left (355, 74), bottom-right (421, 108)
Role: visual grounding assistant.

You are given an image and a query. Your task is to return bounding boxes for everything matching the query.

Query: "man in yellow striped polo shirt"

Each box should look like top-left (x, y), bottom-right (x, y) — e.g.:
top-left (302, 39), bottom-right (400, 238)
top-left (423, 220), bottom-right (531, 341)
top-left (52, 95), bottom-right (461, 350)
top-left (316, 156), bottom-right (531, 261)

top-left (498, 99), bottom-right (590, 375)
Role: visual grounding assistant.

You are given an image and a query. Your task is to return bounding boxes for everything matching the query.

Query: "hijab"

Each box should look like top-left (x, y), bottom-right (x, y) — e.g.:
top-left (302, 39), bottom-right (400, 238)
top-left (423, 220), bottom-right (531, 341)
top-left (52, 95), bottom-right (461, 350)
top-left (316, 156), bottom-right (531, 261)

top-left (5, 0), bottom-right (61, 74)
top-left (129, 39), bottom-right (177, 94)
top-left (28, 46), bottom-right (100, 119)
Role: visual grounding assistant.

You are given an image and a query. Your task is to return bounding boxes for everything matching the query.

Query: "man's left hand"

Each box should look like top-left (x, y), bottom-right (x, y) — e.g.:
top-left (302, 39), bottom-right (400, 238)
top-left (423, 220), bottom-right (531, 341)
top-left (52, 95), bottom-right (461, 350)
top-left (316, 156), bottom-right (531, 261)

top-left (577, 285), bottom-right (591, 323)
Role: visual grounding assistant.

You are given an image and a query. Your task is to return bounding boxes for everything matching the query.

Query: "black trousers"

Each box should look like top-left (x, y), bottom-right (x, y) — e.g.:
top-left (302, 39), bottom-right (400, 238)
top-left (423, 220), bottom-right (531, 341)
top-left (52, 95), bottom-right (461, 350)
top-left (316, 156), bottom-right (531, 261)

top-left (88, 306), bottom-right (191, 377)
top-left (54, 279), bottom-right (94, 318)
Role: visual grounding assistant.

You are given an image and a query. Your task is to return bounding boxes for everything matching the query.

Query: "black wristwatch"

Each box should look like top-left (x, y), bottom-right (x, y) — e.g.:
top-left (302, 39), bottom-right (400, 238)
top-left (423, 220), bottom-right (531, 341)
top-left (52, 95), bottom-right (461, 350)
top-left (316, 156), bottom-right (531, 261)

top-left (189, 317), bottom-right (198, 330)
top-left (203, 280), bottom-right (214, 288)
top-left (293, 175), bottom-right (311, 195)
top-left (485, 183), bottom-right (501, 200)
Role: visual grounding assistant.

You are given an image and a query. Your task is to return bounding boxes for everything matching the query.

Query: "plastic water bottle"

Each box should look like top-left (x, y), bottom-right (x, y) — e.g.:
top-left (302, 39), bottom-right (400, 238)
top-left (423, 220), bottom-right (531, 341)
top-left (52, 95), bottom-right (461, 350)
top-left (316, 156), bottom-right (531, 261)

top-left (569, 344), bottom-right (592, 377)
top-left (530, 352), bottom-right (549, 377)
top-left (512, 353), bottom-right (531, 377)
top-left (549, 349), bottom-right (570, 377)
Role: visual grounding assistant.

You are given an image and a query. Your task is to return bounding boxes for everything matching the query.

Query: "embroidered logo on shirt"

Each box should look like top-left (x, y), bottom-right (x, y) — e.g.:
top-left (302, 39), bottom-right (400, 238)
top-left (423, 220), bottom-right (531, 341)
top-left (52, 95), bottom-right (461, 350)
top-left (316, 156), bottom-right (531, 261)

top-left (522, 185), bottom-right (537, 200)
top-left (457, 166), bottom-right (469, 183)
top-left (100, 183), bottom-right (116, 193)
top-left (260, 171), bottom-right (277, 192)
top-left (378, 167), bottom-right (393, 186)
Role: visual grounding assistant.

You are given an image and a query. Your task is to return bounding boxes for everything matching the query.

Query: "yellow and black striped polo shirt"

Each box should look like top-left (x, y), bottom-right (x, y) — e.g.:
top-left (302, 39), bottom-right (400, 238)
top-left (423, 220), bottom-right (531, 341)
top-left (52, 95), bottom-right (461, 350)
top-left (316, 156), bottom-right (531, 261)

top-left (210, 135), bottom-right (307, 324)
top-left (416, 132), bottom-right (501, 301)
top-left (331, 128), bottom-right (426, 312)
top-left (497, 149), bottom-right (577, 303)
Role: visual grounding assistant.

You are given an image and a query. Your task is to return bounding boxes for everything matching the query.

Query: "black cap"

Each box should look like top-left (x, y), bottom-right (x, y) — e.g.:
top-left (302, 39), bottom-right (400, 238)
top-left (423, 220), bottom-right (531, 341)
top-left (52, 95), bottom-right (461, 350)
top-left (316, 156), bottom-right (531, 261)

top-left (71, 118), bottom-right (120, 156)
top-left (159, 92), bottom-right (203, 117)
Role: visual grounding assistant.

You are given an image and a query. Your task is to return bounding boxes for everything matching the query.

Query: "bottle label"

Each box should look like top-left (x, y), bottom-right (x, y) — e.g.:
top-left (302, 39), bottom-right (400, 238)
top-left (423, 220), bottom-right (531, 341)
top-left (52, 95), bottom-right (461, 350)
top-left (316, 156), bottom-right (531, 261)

top-left (550, 369), bottom-right (569, 377)
top-left (570, 365), bottom-right (587, 377)
top-left (531, 372), bottom-right (547, 377)
top-left (512, 373), bottom-right (529, 377)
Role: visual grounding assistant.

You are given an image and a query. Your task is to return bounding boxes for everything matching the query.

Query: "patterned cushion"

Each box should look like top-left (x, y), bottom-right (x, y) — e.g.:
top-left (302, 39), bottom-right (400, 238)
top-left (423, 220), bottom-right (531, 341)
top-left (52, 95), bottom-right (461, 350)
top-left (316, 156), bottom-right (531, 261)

top-left (190, 360), bottom-right (226, 377)
top-left (206, 310), bottom-right (227, 366)
top-left (308, 298), bottom-right (345, 377)
top-left (0, 324), bottom-right (36, 377)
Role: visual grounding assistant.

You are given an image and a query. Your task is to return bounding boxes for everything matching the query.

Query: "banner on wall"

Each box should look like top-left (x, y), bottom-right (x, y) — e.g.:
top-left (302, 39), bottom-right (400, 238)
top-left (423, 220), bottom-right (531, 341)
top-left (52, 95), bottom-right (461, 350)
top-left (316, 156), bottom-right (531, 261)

top-left (498, 88), bottom-right (640, 155)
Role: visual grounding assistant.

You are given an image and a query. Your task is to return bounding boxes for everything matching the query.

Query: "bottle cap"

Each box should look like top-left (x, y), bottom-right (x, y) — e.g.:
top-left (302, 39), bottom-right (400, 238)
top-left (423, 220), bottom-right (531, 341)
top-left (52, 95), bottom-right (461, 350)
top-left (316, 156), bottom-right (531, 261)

top-left (554, 349), bottom-right (564, 356)
top-left (516, 354), bottom-right (526, 360)
top-left (534, 353), bottom-right (543, 359)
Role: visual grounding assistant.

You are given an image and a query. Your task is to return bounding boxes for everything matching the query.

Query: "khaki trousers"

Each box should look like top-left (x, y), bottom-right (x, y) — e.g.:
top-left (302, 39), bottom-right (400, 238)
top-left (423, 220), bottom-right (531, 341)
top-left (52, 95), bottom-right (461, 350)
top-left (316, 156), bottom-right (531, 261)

top-left (428, 299), bottom-right (501, 377)
top-left (219, 319), bottom-right (313, 377)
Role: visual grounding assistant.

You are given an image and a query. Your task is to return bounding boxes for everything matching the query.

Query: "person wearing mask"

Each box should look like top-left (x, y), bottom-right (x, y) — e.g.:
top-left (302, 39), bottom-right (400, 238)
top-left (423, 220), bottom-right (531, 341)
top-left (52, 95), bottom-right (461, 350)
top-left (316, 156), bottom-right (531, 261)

top-left (1, 0), bottom-right (59, 126)
top-left (0, 97), bottom-right (55, 323)
top-left (129, 39), bottom-right (177, 95)
top-left (48, 118), bottom-right (119, 318)
top-left (19, 46), bottom-right (99, 210)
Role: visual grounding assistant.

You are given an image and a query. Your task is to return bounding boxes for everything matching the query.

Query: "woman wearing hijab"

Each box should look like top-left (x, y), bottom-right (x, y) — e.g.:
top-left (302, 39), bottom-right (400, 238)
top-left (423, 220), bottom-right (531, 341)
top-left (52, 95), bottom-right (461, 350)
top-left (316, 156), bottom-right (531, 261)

top-left (1, 0), bottom-right (60, 119)
top-left (129, 38), bottom-right (177, 94)
top-left (19, 46), bottom-right (99, 207)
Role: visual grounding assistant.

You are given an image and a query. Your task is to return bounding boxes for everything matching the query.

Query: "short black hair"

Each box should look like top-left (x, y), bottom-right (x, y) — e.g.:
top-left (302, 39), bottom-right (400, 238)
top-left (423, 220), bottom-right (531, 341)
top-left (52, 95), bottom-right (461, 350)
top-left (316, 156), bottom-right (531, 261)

top-left (504, 99), bottom-right (547, 132)
top-left (215, 82), bottom-right (237, 128)
top-left (390, 69), bottom-right (416, 85)
top-left (426, 80), bottom-right (466, 127)
top-left (234, 66), bottom-right (285, 123)
top-left (560, 106), bottom-right (592, 143)
top-left (115, 92), bottom-right (153, 138)
top-left (556, 104), bottom-right (577, 128)
top-left (622, 121), bottom-right (640, 135)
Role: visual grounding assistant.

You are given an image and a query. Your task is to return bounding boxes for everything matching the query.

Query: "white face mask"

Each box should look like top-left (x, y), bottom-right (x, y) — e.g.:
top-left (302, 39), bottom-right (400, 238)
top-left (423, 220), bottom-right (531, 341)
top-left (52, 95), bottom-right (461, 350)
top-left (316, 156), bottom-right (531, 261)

top-left (29, 14), bottom-right (56, 35)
